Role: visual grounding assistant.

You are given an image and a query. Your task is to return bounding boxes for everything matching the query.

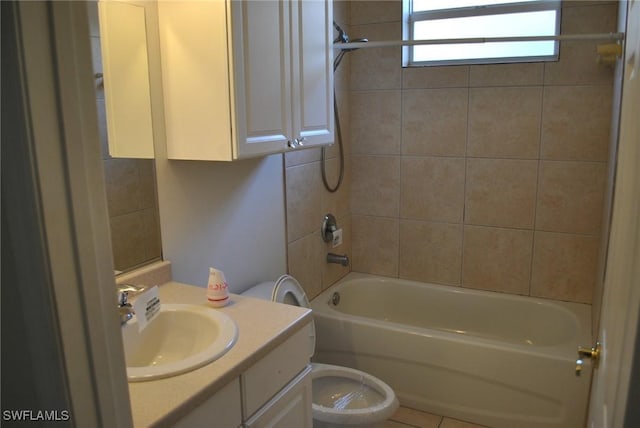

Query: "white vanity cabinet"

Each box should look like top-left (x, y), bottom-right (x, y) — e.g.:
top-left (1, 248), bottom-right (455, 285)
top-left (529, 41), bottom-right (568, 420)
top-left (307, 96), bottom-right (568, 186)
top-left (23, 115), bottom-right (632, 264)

top-left (241, 324), bottom-right (314, 427)
top-left (172, 324), bottom-right (313, 428)
top-left (157, 0), bottom-right (333, 161)
top-left (244, 366), bottom-right (312, 428)
top-left (173, 378), bottom-right (242, 428)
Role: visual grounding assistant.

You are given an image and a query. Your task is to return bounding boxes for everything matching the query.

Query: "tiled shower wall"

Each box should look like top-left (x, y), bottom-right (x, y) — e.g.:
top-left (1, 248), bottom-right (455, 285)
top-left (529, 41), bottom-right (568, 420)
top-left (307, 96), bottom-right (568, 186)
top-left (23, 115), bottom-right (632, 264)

top-left (88, 2), bottom-right (162, 272)
top-left (347, 0), bottom-right (617, 304)
top-left (284, 1), bottom-right (352, 300)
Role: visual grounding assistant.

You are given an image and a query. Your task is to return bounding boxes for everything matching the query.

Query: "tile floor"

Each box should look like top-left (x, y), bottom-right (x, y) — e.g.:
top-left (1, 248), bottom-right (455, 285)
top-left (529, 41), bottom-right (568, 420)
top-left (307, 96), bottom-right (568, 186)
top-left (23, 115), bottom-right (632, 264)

top-left (385, 406), bottom-right (490, 428)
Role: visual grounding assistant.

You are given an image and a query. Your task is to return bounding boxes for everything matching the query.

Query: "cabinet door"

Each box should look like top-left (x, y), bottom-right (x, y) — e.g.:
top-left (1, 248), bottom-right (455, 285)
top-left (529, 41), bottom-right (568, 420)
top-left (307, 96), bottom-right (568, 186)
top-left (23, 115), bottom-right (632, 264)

top-left (98, 1), bottom-right (155, 159)
top-left (290, 0), bottom-right (334, 148)
top-left (244, 365), bottom-right (313, 428)
top-left (158, 1), bottom-right (234, 161)
top-left (231, 0), bottom-right (292, 159)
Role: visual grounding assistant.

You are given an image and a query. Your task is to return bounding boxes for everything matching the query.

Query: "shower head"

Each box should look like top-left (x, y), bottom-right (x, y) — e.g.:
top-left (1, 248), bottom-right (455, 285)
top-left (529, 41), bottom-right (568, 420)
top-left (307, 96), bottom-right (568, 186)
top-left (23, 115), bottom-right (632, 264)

top-left (333, 21), bottom-right (368, 71)
top-left (333, 37), bottom-right (368, 71)
top-left (333, 21), bottom-right (349, 44)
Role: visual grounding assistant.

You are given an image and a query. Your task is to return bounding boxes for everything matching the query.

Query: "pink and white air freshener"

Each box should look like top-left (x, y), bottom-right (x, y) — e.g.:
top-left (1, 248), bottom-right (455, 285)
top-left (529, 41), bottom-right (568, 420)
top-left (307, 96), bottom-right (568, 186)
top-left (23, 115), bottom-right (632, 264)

top-left (207, 267), bottom-right (230, 307)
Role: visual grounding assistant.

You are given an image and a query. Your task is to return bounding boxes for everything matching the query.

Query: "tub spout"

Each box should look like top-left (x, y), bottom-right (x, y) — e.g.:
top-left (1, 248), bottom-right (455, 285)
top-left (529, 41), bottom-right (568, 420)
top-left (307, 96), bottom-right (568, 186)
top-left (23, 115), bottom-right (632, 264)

top-left (327, 253), bottom-right (349, 267)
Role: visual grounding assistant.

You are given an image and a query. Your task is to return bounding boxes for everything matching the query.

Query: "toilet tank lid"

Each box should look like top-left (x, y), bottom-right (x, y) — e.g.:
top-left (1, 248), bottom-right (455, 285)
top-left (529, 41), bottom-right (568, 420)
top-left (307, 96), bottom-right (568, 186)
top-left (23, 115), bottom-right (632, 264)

top-left (273, 275), bottom-right (310, 308)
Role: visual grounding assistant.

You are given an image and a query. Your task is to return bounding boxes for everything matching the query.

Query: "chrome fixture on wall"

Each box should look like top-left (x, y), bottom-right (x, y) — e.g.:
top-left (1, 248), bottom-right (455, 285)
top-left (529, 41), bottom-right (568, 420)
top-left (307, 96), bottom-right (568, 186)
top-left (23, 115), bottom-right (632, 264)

top-left (327, 253), bottom-right (349, 267)
top-left (321, 213), bottom-right (338, 243)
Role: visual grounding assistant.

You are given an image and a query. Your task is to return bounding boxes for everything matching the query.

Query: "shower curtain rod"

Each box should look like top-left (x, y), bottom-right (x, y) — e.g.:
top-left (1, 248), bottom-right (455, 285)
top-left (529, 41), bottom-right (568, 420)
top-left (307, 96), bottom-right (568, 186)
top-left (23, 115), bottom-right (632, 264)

top-left (334, 32), bottom-right (625, 50)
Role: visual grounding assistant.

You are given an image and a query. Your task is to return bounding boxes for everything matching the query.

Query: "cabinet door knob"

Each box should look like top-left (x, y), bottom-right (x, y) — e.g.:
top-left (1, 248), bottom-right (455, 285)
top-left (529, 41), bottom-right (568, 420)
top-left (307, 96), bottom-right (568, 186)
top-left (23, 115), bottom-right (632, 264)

top-left (287, 139), bottom-right (298, 148)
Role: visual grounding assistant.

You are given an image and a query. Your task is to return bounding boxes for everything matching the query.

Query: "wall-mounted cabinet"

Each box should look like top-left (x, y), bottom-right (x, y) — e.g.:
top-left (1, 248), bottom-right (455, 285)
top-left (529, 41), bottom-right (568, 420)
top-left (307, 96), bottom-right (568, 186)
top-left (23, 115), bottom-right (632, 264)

top-left (98, 0), bottom-right (155, 159)
top-left (157, 0), bottom-right (334, 161)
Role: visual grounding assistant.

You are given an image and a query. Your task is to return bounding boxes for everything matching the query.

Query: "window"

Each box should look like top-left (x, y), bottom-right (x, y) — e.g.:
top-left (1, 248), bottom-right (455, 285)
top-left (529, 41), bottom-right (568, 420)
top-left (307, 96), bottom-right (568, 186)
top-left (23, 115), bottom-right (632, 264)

top-left (403, 0), bottom-right (561, 66)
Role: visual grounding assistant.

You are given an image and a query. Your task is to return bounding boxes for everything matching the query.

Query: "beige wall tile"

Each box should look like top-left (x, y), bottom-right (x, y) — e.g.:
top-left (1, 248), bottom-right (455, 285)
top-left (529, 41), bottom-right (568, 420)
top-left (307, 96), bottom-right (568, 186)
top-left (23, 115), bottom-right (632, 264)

top-left (350, 22), bottom-right (402, 90)
top-left (470, 63), bottom-right (544, 87)
top-left (321, 156), bottom-right (351, 221)
top-left (536, 161), bottom-right (607, 234)
top-left (350, 0), bottom-right (401, 25)
top-left (462, 225), bottom-right (533, 295)
top-left (560, 2), bottom-right (619, 34)
top-left (285, 148), bottom-right (321, 168)
top-left (544, 42), bottom-right (615, 86)
top-left (402, 65), bottom-right (469, 89)
top-left (467, 87), bottom-right (543, 159)
top-left (335, 58), bottom-right (352, 99)
top-left (541, 85), bottom-right (612, 161)
top-left (350, 90), bottom-right (401, 155)
top-left (399, 220), bottom-right (463, 286)
top-left (465, 158), bottom-right (538, 229)
top-left (104, 158), bottom-right (142, 217)
top-left (334, 75), bottom-right (352, 159)
top-left (402, 88), bottom-right (468, 156)
top-left (351, 155), bottom-right (400, 217)
top-left (531, 232), bottom-right (599, 303)
top-left (285, 162), bottom-right (322, 242)
top-left (287, 232), bottom-right (324, 300)
top-left (352, 215), bottom-right (399, 276)
top-left (544, 4), bottom-right (617, 85)
top-left (314, 0), bottom-right (613, 305)
top-left (333, 0), bottom-right (350, 28)
top-left (400, 157), bottom-right (465, 223)
top-left (138, 159), bottom-right (157, 209)
top-left (111, 212), bottom-right (147, 271)
top-left (142, 208), bottom-right (162, 261)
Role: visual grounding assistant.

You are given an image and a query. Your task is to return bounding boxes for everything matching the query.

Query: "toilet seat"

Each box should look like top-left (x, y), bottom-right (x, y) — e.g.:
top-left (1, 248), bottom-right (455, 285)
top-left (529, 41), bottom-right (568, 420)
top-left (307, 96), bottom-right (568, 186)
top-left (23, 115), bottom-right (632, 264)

top-left (311, 363), bottom-right (399, 426)
top-left (271, 275), bottom-right (310, 307)
top-left (243, 275), bottom-right (315, 355)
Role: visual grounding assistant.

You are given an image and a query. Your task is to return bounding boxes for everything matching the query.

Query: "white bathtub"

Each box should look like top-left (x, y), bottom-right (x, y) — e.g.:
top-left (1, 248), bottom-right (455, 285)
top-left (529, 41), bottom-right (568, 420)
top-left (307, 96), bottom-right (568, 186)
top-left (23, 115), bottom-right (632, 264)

top-left (310, 273), bottom-right (593, 428)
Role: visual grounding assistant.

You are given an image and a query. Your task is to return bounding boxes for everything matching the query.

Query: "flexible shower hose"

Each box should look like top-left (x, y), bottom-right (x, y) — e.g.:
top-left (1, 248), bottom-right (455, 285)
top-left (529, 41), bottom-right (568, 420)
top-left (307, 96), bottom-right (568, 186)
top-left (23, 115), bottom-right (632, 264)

top-left (321, 89), bottom-right (345, 193)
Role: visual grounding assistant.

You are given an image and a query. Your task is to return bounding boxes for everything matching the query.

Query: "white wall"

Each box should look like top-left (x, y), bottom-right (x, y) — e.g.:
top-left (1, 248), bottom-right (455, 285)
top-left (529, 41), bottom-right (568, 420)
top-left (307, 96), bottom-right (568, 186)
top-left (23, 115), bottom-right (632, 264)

top-left (156, 155), bottom-right (287, 293)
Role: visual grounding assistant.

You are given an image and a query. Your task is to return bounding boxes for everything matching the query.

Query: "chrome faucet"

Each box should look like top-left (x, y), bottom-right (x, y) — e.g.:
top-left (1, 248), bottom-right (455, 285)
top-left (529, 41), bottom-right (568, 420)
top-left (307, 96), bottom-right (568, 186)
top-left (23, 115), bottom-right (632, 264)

top-left (327, 253), bottom-right (349, 267)
top-left (116, 284), bottom-right (150, 325)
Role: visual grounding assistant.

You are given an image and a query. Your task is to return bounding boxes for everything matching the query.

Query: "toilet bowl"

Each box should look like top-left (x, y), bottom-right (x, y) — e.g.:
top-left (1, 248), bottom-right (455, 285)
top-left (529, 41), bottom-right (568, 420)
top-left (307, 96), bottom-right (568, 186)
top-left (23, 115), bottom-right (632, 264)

top-left (243, 275), bottom-right (399, 428)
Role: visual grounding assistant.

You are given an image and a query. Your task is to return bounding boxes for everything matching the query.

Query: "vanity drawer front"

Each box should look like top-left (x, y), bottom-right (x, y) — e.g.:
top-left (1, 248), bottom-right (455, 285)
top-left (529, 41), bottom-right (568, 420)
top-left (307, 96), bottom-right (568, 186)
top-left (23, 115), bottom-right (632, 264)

top-left (242, 324), bottom-right (312, 418)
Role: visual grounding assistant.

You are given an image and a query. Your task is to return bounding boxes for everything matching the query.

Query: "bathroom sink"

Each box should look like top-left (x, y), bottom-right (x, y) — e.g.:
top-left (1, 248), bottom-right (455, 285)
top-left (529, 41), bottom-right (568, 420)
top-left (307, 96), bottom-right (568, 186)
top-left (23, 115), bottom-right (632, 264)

top-left (122, 304), bottom-right (238, 381)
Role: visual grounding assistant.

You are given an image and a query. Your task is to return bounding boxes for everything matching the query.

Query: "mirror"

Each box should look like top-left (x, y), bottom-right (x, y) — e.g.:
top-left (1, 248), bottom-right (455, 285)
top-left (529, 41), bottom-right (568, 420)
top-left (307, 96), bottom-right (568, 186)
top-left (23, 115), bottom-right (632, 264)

top-left (88, 0), bottom-right (162, 273)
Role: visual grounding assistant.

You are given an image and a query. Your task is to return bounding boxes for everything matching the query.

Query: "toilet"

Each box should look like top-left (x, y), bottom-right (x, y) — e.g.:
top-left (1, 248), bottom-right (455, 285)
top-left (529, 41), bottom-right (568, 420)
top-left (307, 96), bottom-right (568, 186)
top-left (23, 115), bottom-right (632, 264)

top-left (243, 275), bottom-right (399, 428)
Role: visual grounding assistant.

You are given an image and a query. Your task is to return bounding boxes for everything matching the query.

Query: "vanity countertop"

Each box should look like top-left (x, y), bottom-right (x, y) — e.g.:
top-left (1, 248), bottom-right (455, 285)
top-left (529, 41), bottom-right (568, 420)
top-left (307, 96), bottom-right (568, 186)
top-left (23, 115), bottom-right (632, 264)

top-left (128, 281), bottom-right (312, 427)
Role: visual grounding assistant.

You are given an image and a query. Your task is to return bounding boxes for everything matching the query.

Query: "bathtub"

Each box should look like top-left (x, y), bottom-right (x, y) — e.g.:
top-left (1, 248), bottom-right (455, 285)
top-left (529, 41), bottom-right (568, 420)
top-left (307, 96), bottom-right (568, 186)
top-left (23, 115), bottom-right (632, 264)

top-left (310, 273), bottom-right (593, 428)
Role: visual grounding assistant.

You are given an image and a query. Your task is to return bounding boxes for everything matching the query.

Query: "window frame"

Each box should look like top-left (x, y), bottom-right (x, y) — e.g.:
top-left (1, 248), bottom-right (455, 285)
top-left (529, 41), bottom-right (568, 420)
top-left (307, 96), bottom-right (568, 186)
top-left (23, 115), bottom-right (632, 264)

top-left (403, 0), bottom-right (562, 67)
